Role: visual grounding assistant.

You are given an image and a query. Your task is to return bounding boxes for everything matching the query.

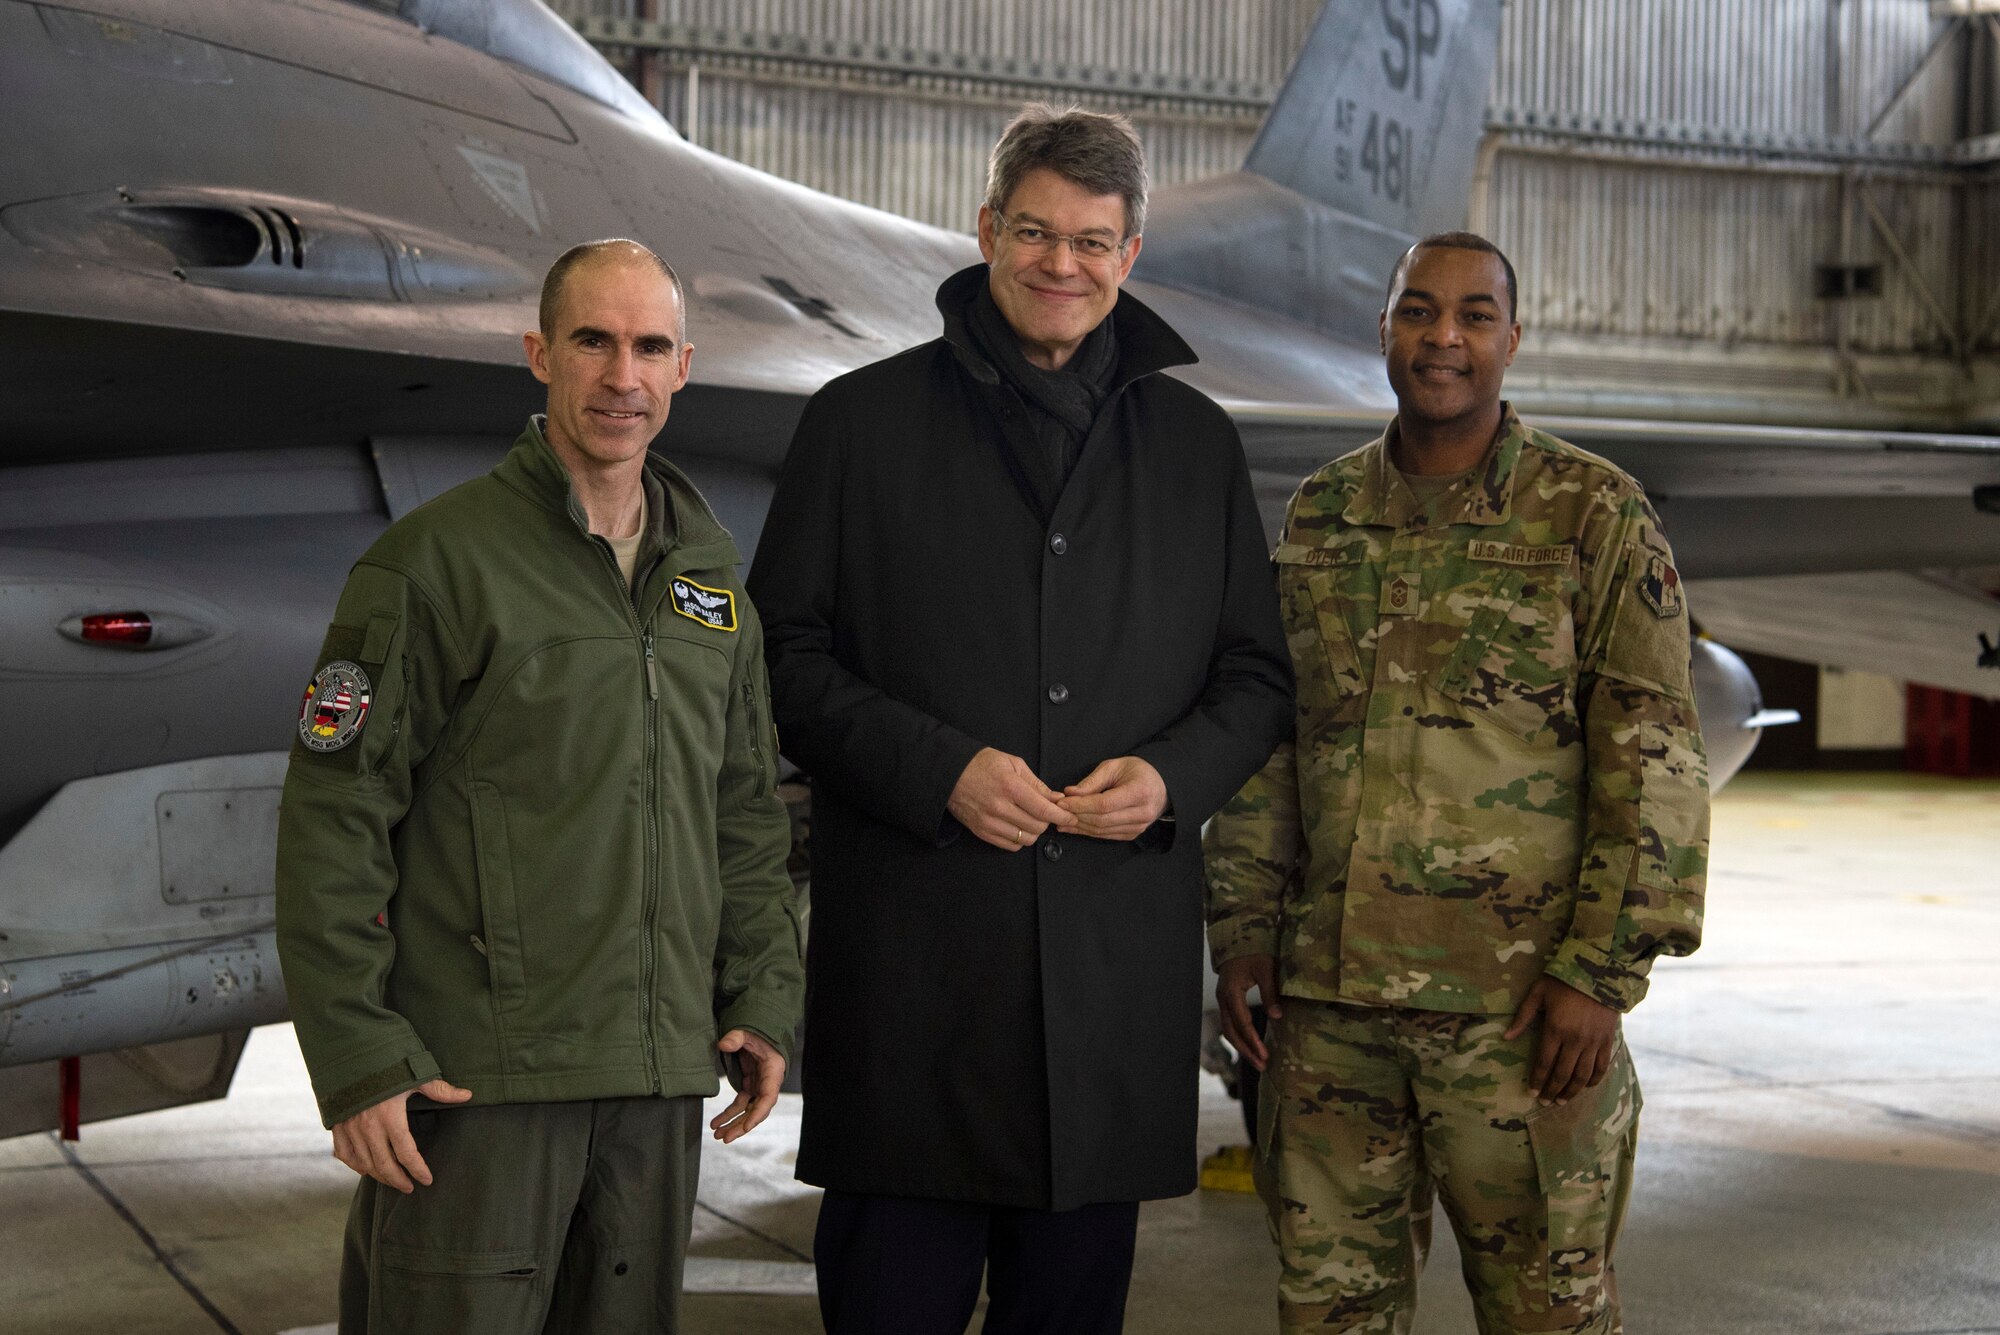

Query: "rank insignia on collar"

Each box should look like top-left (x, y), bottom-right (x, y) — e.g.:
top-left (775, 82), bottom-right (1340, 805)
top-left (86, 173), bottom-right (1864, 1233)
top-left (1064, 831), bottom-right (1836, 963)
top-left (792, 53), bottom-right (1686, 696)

top-left (299, 660), bottom-right (372, 752)
top-left (670, 577), bottom-right (738, 632)
top-left (1637, 553), bottom-right (1684, 619)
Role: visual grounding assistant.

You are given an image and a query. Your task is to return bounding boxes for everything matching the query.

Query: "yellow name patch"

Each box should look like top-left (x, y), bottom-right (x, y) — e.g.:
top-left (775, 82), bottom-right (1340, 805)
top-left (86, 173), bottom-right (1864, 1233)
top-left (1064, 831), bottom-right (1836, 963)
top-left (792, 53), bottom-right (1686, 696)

top-left (669, 577), bottom-right (738, 632)
top-left (1467, 540), bottom-right (1573, 567)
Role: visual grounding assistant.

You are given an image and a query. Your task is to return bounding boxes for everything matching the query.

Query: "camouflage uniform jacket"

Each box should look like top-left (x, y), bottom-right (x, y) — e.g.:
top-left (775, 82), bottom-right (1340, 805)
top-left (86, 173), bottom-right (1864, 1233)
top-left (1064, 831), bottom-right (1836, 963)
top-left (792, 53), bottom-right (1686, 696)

top-left (1205, 406), bottom-right (1708, 1014)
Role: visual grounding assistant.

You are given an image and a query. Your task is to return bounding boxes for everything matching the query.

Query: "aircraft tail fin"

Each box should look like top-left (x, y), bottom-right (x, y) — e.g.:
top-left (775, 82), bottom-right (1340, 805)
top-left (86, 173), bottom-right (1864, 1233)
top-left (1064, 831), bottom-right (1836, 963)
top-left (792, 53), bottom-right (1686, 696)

top-left (1134, 0), bottom-right (1503, 345)
top-left (1245, 0), bottom-right (1505, 240)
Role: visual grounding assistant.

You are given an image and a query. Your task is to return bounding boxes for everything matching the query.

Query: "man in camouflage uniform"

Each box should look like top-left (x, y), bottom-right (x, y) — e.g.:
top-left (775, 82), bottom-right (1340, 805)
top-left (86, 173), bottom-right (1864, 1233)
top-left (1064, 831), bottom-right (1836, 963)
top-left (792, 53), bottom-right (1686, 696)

top-left (1204, 232), bottom-right (1708, 1334)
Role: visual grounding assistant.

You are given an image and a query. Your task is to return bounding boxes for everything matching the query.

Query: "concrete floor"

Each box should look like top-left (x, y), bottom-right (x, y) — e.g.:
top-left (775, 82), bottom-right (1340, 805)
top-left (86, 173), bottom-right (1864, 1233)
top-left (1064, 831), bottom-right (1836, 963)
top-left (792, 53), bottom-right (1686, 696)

top-left (4, 772), bottom-right (1997, 1334)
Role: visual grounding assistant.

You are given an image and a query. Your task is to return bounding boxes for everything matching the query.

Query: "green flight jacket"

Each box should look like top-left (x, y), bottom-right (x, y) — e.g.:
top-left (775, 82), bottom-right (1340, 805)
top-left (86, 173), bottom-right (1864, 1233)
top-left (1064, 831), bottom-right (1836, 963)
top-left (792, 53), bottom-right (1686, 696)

top-left (276, 419), bottom-right (802, 1127)
top-left (1205, 407), bottom-right (1709, 1016)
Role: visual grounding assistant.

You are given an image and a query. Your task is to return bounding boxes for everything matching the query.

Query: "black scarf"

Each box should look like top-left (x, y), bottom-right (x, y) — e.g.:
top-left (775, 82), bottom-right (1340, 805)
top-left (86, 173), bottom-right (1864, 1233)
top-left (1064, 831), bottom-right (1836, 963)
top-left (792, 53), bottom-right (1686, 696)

top-left (966, 281), bottom-right (1119, 509)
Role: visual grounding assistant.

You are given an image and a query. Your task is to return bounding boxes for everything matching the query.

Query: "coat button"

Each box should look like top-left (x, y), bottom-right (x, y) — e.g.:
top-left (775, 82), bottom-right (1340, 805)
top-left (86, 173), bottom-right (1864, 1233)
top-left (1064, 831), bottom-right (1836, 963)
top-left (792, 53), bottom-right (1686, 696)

top-left (614, 1262), bottom-right (629, 1276)
top-left (1041, 837), bottom-right (1064, 862)
top-left (1047, 683), bottom-right (1069, 705)
top-left (1049, 533), bottom-right (1068, 555)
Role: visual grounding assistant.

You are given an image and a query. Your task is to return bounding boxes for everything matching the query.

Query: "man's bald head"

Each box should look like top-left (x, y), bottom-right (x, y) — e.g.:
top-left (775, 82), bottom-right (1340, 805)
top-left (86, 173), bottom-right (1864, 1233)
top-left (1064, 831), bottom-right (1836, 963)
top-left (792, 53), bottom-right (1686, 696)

top-left (539, 239), bottom-right (687, 343)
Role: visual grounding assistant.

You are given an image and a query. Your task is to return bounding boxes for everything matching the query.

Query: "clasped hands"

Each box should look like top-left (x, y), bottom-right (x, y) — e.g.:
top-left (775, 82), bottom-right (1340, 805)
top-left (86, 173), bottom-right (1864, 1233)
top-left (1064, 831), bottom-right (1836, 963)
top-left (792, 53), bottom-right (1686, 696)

top-left (947, 747), bottom-right (1166, 851)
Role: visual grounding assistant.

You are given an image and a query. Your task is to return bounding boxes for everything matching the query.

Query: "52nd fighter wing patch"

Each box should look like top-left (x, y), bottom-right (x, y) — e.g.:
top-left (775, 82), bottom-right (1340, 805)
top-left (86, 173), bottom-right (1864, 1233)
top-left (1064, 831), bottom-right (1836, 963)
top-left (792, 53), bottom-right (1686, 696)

top-left (299, 660), bottom-right (372, 752)
top-left (670, 578), bottom-right (737, 632)
top-left (1636, 552), bottom-right (1685, 619)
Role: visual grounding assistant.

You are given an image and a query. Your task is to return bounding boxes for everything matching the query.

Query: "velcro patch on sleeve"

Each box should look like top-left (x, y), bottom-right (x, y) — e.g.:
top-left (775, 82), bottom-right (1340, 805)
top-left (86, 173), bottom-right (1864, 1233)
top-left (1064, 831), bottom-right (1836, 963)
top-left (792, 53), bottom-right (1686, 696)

top-left (670, 577), bottom-right (738, 632)
top-left (1636, 552), bottom-right (1685, 618)
top-left (1467, 540), bottom-right (1574, 567)
top-left (360, 609), bottom-right (399, 662)
top-left (299, 660), bottom-right (373, 752)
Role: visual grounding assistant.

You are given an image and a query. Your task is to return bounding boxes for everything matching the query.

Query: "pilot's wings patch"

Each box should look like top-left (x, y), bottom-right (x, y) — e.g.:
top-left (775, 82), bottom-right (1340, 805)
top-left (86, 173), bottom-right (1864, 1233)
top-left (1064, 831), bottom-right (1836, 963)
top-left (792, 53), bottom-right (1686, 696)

top-left (670, 577), bottom-right (738, 632)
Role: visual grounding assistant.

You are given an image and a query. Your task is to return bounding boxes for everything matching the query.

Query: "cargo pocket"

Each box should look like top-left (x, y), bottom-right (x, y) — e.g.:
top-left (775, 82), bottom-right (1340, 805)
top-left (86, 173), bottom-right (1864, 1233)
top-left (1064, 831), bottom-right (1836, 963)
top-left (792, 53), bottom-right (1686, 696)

top-left (1526, 1042), bottom-right (1640, 1319)
top-left (469, 781), bottom-right (526, 1015)
top-left (374, 1242), bottom-right (545, 1331)
top-left (1252, 1030), bottom-right (1284, 1221)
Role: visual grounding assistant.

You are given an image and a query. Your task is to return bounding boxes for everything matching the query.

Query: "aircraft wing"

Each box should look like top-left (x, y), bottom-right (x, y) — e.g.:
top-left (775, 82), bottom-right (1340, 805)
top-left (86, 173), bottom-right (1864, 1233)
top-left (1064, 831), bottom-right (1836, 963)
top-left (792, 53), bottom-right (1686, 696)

top-left (1220, 402), bottom-right (2000, 570)
top-left (1212, 397), bottom-right (2000, 698)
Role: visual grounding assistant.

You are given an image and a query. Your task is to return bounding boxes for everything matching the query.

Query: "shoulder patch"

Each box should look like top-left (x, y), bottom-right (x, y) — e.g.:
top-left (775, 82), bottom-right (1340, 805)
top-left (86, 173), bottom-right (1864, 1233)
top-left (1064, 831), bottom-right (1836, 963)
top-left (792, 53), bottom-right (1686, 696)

top-left (670, 577), bottom-right (738, 632)
top-left (299, 660), bottom-right (373, 752)
top-left (1636, 552), bottom-right (1684, 619)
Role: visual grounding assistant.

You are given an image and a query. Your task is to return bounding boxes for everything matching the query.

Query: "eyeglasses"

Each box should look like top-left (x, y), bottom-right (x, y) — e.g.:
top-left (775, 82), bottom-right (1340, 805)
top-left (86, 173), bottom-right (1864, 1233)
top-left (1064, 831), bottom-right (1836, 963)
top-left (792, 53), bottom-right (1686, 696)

top-left (992, 212), bottom-right (1130, 263)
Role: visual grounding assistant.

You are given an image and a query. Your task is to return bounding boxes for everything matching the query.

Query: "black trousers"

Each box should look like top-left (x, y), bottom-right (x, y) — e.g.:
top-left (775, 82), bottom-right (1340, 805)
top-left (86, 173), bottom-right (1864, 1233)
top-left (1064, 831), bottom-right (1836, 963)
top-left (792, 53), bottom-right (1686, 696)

top-left (814, 1190), bottom-right (1140, 1335)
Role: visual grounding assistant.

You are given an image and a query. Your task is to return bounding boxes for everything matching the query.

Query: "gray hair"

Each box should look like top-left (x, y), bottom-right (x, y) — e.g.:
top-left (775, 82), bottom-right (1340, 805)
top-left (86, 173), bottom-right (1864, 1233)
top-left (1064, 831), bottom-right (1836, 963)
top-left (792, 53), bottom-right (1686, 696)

top-left (539, 238), bottom-right (686, 342)
top-left (985, 104), bottom-right (1150, 238)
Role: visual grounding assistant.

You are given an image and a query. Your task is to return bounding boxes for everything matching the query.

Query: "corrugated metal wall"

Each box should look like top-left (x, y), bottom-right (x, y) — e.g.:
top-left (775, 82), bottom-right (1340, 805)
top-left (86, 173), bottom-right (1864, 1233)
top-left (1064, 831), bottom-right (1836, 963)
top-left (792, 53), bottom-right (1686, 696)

top-left (554, 0), bottom-right (1993, 361)
top-left (649, 72), bottom-right (1264, 229)
top-left (1485, 152), bottom-right (1968, 355)
top-left (1491, 0), bottom-right (1958, 142)
top-left (1479, 0), bottom-right (1978, 357)
top-left (559, 0), bottom-right (1314, 230)
top-left (563, 0), bottom-right (1317, 87)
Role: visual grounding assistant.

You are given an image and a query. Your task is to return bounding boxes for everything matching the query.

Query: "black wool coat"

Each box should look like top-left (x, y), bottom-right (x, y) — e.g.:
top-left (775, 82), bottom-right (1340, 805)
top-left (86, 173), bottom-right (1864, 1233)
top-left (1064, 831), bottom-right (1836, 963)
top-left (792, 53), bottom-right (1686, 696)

top-left (746, 265), bottom-right (1293, 1209)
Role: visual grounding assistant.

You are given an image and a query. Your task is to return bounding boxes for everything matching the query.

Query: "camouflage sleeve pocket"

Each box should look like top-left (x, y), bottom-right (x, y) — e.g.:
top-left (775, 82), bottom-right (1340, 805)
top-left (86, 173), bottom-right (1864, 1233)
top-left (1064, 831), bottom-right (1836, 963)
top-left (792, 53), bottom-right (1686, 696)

top-left (1636, 717), bottom-right (1708, 894)
top-left (1595, 543), bottom-right (1692, 700)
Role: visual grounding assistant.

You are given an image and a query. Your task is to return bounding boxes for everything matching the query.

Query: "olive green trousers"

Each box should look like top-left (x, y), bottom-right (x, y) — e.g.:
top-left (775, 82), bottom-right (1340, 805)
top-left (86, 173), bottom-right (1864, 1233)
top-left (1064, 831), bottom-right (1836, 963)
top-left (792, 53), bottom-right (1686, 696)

top-left (338, 1095), bottom-right (702, 1334)
top-left (1257, 1000), bottom-right (1639, 1335)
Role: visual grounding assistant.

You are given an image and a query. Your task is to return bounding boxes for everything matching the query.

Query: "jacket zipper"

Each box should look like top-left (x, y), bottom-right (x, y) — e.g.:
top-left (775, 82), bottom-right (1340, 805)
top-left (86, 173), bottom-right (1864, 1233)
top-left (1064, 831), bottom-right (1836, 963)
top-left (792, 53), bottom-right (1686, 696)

top-left (593, 533), bottom-right (662, 1093)
top-left (641, 626), bottom-right (661, 1091)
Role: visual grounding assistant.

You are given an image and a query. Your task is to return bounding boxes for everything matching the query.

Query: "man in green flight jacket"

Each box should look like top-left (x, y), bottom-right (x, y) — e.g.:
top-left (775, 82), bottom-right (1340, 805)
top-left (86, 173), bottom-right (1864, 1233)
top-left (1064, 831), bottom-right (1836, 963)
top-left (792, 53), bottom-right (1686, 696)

top-left (276, 239), bottom-right (802, 1335)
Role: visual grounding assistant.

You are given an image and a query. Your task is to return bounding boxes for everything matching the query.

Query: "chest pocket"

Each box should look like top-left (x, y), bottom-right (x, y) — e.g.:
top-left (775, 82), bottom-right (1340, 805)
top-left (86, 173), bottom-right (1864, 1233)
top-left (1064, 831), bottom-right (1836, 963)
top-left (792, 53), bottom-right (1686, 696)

top-left (1273, 541), bottom-right (1370, 726)
top-left (1434, 557), bottom-right (1580, 743)
top-left (650, 616), bottom-right (735, 699)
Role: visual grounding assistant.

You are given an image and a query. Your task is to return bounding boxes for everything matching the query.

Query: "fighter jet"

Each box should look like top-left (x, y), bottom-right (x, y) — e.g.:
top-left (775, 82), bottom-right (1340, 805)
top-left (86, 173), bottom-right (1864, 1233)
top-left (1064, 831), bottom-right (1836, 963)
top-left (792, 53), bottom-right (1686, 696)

top-left (3, 0), bottom-right (1997, 1137)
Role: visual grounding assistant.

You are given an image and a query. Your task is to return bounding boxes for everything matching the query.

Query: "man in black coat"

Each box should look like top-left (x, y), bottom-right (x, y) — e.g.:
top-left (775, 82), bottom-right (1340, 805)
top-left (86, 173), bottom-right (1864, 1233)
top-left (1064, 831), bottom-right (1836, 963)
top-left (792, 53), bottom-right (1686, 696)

top-left (747, 105), bottom-right (1293, 1335)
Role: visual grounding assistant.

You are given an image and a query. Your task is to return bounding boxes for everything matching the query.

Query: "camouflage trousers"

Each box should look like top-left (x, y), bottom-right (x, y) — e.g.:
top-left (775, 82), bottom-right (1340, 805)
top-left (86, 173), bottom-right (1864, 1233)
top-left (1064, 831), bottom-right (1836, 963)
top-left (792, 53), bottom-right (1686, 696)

top-left (1255, 999), bottom-right (1639, 1334)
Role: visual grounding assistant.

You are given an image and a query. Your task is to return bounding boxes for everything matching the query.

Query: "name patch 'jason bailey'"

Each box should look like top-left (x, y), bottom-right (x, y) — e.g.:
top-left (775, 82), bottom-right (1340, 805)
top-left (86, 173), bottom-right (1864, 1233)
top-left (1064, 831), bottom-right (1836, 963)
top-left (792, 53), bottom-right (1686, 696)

top-left (671, 577), bottom-right (737, 631)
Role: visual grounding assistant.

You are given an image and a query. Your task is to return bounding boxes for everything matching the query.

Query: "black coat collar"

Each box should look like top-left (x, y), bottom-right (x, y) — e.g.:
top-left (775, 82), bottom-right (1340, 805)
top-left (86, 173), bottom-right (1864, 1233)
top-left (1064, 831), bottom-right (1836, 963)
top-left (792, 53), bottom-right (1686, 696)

top-left (933, 263), bottom-right (1198, 393)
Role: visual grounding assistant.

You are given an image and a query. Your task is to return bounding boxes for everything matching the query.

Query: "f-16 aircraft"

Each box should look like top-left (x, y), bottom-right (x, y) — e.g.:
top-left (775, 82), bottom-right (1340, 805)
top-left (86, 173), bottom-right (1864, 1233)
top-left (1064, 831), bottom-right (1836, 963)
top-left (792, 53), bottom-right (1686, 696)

top-left (3, 0), bottom-right (1998, 1138)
